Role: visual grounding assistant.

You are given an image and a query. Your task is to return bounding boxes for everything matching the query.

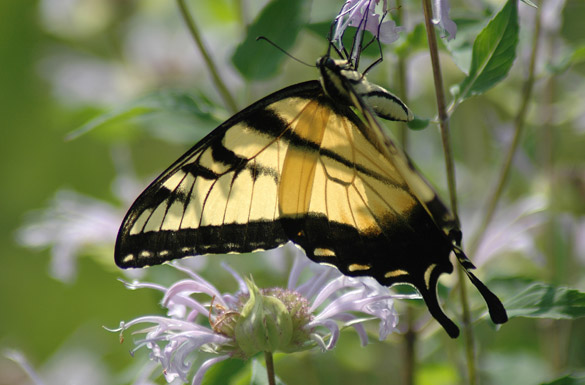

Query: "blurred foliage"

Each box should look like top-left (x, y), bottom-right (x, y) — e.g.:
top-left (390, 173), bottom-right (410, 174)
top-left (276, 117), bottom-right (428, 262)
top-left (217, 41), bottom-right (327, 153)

top-left (1, 0), bottom-right (585, 385)
top-left (232, 0), bottom-right (311, 80)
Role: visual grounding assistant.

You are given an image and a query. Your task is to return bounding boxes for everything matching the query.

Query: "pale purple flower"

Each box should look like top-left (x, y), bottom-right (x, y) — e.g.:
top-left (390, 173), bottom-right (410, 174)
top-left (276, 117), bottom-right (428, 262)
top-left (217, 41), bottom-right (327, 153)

top-left (573, 216), bottom-right (585, 266)
top-left (431, 0), bottom-right (457, 41)
top-left (110, 250), bottom-right (409, 384)
top-left (4, 346), bottom-right (112, 385)
top-left (4, 349), bottom-right (46, 385)
top-left (467, 196), bottom-right (547, 267)
top-left (333, 0), bottom-right (404, 63)
top-left (540, 0), bottom-right (567, 33)
top-left (16, 189), bottom-right (123, 283)
top-left (15, 147), bottom-right (142, 283)
top-left (289, 255), bottom-right (409, 347)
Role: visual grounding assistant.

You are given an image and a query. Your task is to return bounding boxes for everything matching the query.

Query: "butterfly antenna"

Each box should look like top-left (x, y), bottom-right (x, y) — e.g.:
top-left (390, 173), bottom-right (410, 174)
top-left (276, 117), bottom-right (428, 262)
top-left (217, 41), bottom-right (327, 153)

top-left (256, 36), bottom-right (314, 67)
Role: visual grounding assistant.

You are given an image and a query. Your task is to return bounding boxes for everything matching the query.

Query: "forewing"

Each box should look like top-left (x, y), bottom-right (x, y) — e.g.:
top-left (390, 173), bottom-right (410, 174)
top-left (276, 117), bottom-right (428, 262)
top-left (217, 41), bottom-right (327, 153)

top-left (115, 82), bottom-right (324, 268)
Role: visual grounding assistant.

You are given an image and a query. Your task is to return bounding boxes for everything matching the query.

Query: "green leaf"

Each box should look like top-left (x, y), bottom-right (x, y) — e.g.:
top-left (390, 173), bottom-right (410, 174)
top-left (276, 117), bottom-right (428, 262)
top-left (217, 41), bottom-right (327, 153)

top-left (570, 45), bottom-right (585, 65)
top-left (548, 45), bottom-right (585, 74)
top-left (232, 0), bottom-right (310, 80)
top-left (305, 21), bottom-right (331, 41)
top-left (202, 358), bottom-right (248, 385)
top-left (505, 283), bottom-right (585, 320)
top-left (455, 0), bottom-right (519, 103)
top-left (444, 14), bottom-right (487, 74)
top-left (407, 116), bottom-right (430, 130)
top-left (67, 90), bottom-right (218, 141)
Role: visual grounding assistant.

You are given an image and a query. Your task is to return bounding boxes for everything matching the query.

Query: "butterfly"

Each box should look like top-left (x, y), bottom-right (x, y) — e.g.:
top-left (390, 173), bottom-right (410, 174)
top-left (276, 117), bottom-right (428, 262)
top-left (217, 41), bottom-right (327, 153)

top-left (114, 41), bottom-right (507, 338)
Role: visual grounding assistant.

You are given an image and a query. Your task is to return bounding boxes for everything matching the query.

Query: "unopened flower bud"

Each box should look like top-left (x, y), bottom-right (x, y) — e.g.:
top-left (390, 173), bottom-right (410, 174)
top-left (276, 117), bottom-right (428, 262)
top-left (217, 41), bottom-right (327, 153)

top-left (235, 278), bottom-right (293, 357)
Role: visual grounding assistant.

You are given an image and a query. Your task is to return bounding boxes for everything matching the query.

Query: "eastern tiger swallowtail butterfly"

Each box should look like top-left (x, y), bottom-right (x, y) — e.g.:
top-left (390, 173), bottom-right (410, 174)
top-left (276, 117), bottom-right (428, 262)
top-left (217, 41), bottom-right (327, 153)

top-left (114, 47), bottom-right (507, 338)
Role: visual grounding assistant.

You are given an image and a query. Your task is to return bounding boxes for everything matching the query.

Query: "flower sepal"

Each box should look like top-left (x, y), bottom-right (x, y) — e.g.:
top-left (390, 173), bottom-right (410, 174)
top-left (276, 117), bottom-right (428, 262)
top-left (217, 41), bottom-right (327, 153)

top-left (235, 278), bottom-right (293, 358)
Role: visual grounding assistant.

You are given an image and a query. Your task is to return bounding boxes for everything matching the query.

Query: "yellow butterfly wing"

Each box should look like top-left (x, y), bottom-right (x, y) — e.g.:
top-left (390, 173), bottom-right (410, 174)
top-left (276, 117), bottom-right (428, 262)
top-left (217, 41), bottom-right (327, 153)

top-left (116, 66), bottom-right (507, 338)
top-left (116, 80), bottom-right (424, 269)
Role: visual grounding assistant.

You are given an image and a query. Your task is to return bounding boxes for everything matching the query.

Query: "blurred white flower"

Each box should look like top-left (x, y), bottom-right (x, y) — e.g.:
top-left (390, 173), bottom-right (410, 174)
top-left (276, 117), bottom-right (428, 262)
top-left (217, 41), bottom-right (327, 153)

top-left (16, 148), bottom-right (151, 282)
top-left (17, 189), bottom-right (122, 283)
top-left (4, 346), bottom-right (112, 385)
top-left (573, 216), bottom-right (585, 266)
top-left (39, 0), bottom-right (112, 38)
top-left (469, 196), bottom-right (547, 267)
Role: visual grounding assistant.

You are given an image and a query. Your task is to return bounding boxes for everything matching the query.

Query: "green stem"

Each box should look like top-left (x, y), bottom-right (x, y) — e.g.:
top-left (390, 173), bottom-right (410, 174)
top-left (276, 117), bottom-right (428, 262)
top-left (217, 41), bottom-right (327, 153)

top-left (421, 0), bottom-right (459, 220)
top-left (457, 262), bottom-right (476, 384)
top-left (421, 0), bottom-right (476, 383)
top-left (403, 306), bottom-right (416, 385)
top-left (264, 351), bottom-right (276, 385)
top-left (177, 0), bottom-right (239, 114)
top-left (395, 0), bottom-right (409, 150)
top-left (468, 3), bottom-right (541, 256)
top-left (394, 4), bottom-right (416, 384)
top-left (537, 0), bottom-right (568, 374)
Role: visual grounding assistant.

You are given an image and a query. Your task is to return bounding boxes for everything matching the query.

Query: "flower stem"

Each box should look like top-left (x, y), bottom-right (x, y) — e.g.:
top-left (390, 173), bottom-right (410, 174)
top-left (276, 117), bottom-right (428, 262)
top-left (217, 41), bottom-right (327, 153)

top-left (420, 0), bottom-right (458, 221)
top-left (420, 0), bottom-right (477, 383)
top-left (395, 0), bottom-right (409, 150)
top-left (468, 3), bottom-right (541, 256)
top-left (176, 0), bottom-right (239, 114)
top-left (403, 306), bottom-right (416, 385)
top-left (534, 0), bottom-right (568, 374)
top-left (264, 351), bottom-right (276, 385)
top-left (394, 4), bottom-right (416, 384)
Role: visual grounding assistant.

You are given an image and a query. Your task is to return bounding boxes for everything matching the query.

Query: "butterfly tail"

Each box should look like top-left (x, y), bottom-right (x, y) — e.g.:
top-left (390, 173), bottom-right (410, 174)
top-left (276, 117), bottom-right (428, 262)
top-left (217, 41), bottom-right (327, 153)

top-left (416, 265), bottom-right (460, 338)
top-left (464, 269), bottom-right (508, 324)
top-left (453, 247), bottom-right (508, 325)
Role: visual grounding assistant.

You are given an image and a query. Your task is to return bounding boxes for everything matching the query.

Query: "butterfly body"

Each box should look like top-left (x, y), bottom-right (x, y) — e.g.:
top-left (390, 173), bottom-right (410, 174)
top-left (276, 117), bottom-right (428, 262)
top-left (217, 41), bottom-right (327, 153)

top-left (318, 57), bottom-right (413, 122)
top-left (116, 56), bottom-right (507, 337)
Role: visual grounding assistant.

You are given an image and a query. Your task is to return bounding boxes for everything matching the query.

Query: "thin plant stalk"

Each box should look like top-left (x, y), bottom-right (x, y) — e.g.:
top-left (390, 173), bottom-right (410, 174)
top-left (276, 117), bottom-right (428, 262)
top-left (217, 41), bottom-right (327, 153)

top-left (393, 3), bottom-right (416, 384)
top-left (265, 351), bottom-right (276, 385)
top-left (420, 0), bottom-right (477, 383)
top-left (395, 0), bottom-right (409, 150)
top-left (537, 0), bottom-right (570, 375)
top-left (403, 306), bottom-right (416, 385)
top-left (420, 0), bottom-right (458, 219)
top-left (177, 0), bottom-right (239, 114)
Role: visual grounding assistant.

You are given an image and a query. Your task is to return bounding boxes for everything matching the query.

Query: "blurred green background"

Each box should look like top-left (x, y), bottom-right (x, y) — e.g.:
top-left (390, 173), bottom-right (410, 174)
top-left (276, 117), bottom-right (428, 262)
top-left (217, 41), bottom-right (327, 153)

top-left (1, 0), bottom-right (585, 384)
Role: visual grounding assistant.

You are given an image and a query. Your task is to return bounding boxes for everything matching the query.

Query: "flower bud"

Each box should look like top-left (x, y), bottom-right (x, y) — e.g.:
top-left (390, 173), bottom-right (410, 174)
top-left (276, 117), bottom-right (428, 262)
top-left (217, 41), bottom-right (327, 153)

top-left (235, 278), bottom-right (293, 357)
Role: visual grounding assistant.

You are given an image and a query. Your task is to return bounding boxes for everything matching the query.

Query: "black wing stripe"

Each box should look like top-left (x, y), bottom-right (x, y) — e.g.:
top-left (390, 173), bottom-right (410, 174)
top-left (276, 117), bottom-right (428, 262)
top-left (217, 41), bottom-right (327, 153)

top-left (243, 105), bottom-right (406, 189)
top-left (181, 162), bottom-right (219, 180)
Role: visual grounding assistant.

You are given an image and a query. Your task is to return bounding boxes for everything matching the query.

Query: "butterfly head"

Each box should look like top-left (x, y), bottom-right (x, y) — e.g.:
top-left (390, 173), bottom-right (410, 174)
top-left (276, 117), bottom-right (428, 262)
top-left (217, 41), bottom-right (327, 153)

top-left (317, 55), bottom-right (413, 122)
top-left (317, 56), bottom-right (358, 105)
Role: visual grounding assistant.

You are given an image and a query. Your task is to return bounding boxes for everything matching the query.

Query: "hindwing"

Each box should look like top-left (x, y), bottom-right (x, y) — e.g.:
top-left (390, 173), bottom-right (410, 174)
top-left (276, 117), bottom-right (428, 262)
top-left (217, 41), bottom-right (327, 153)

top-left (116, 66), bottom-right (508, 338)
